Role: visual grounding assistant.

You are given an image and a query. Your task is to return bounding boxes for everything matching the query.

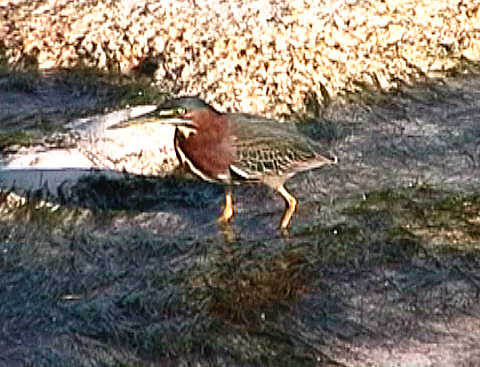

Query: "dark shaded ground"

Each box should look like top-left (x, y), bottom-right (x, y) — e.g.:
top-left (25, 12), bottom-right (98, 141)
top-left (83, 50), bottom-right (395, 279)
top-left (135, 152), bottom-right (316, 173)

top-left (1, 68), bottom-right (480, 366)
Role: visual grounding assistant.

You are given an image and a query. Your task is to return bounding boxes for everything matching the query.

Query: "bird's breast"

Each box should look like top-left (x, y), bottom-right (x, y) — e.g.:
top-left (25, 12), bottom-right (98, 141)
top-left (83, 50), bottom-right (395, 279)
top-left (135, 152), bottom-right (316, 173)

top-left (175, 129), bottom-right (235, 182)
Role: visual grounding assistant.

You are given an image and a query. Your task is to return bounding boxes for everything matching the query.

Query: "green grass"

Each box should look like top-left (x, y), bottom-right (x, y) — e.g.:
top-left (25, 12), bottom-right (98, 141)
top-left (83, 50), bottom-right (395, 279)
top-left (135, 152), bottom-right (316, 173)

top-left (0, 131), bottom-right (34, 150)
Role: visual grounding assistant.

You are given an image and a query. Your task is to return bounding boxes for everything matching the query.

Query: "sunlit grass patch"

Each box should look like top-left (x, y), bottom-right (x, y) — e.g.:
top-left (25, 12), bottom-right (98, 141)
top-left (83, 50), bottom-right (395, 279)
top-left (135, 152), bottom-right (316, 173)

top-left (0, 131), bottom-right (34, 150)
top-left (410, 193), bottom-right (480, 250)
top-left (345, 186), bottom-right (480, 252)
top-left (0, 192), bottom-right (93, 244)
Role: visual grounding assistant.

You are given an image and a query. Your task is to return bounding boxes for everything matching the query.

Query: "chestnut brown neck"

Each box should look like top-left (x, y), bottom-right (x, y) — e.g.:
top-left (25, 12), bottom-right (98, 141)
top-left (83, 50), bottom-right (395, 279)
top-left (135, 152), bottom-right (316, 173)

top-left (175, 110), bottom-right (235, 181)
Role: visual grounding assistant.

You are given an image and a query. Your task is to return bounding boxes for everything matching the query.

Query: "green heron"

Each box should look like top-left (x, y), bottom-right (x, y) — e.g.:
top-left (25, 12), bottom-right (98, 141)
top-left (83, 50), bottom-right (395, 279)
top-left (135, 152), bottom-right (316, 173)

top-left (150, 97), bottom-right (337, 229)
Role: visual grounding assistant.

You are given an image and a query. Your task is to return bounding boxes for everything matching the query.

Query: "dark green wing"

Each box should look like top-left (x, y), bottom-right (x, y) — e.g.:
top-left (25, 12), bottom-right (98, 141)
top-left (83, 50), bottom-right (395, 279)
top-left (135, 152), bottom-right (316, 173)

top-left (228, 114), bottom-right (335, 179)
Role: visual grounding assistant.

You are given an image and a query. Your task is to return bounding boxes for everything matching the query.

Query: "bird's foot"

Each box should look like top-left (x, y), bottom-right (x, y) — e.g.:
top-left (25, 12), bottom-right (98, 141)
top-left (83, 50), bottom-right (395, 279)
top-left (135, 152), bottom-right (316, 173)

top-left (218, 204), bottom-right (234, 224)
top-left (219, 189), bottom-right (234, 223)
top-left (277, 185), bottom-right (297, 231)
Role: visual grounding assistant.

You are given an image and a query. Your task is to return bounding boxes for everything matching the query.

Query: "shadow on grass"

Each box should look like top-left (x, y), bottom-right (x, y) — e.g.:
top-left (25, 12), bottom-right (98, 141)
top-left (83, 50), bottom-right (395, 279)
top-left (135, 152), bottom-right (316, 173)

top-left (1, 180), bottom-right (479, 366)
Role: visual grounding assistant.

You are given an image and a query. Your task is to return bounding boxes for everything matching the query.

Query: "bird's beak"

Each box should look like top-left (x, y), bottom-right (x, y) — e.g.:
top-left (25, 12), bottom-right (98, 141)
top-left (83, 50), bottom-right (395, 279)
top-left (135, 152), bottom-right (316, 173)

top-left (136, 107), bottom-right (198, 138)
top-left (121, 107), bottom-right (194, 128)
top-left (155, 108), bottom-right (193, 126)
top-left (153, 117), bottom-right (193, 126)
top-left (155, 108), bottom-right (197, 129)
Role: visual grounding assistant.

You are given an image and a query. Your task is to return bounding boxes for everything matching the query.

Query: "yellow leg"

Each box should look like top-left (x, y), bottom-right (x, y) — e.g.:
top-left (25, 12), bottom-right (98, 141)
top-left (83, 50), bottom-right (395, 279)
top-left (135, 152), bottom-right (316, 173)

top-left (219, 187), bottom-right (234, 223)
top-left (277, 185), bottom-right (298, 229)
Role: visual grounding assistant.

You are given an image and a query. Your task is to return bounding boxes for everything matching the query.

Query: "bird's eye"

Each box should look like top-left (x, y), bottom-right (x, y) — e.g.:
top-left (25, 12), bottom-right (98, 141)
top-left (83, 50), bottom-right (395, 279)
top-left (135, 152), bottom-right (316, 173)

top-left (176, 107), bottom-right (187, 115)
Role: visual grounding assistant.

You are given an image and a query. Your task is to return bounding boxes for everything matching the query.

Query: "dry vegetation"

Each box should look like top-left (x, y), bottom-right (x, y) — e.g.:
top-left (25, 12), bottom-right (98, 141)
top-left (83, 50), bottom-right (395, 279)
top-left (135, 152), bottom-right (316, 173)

top-left (1, 0), bottom-right (479, 117)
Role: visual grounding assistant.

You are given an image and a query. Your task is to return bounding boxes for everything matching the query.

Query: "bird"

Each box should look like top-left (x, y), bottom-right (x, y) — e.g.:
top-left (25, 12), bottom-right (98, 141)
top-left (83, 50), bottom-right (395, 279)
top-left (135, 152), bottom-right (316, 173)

top-left (144, 96), bottom-right (337, 230)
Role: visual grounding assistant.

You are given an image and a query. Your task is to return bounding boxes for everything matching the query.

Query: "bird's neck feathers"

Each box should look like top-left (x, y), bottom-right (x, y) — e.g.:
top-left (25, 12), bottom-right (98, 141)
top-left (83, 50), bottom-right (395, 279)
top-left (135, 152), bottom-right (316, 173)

top-left (193, 110), bottom-right (228, 141)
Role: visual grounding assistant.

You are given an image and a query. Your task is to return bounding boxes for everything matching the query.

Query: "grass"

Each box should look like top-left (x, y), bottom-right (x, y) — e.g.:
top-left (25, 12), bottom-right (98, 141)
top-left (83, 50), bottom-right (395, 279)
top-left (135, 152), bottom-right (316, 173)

top-left (0, 131), bottom-right (34, 150)
top-left (0, 65), bottom-right (172, 142)
top-left (0, 177), bottom-right (479, 366)
top-left (345, 186), bottom-right (480, 252)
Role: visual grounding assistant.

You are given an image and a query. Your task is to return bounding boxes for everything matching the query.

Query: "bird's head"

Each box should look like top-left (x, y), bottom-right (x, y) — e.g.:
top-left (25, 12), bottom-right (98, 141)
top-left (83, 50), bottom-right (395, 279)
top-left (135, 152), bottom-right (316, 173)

top-left (156, 97), bottom-right (221, 139)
